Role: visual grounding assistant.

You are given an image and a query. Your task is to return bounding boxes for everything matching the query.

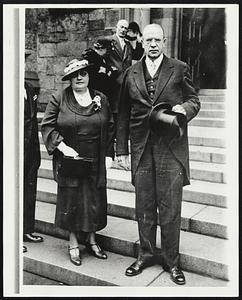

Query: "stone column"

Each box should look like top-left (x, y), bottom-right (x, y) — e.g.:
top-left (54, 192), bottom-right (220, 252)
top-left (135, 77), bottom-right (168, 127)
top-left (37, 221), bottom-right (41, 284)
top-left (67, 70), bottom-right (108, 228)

top-left (133, 8), bottom-right (150, 32)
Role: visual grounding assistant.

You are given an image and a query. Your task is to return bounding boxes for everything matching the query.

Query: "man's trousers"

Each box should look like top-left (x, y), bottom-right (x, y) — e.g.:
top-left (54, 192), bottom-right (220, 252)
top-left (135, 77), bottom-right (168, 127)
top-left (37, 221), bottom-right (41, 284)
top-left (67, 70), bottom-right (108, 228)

top-left (134, 134), bottom-right (184, 270)
top-left (24, 168), bottom-right (38, 234)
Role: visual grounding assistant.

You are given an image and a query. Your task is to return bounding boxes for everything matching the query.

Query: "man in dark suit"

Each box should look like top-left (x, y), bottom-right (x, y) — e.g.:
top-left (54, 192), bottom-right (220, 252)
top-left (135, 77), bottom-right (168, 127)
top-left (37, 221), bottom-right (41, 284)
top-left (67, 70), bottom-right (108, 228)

top-left (116, 24), bottom-right (200, 285)
top-left (105, 19), bottom-right (133, 129)
top-left (23, 71), bottom-right (43, 253)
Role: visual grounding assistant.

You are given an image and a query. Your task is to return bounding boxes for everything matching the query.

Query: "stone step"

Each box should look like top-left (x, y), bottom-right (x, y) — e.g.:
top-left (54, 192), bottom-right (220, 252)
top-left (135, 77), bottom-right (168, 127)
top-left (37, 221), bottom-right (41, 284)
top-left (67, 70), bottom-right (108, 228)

top-left (189, 145), bottom-right (225, 164)
top-left (190, 117), bottom-right (225, 128)
top-left (39, 156), bottom-right (226, 184)
top-left (198, 89), bottom-right (226, 96)
top-left (188, 126), bottom-right (225, 148)
top-left (24, 234), bottom-right (228, 287)
top-left (40, 143), bottom-right (225, 164)
top-left (36, 179), bottom-right (228, 239)
top-left (201, 102), bottom-right (225, 110)
top-left (198, 109), bottom-right (225, 119)
top-left (38, 126), bottom-right (226, 149)
top-left (38, 161), bottom-right (227, 207)
top-left (34, 203), bottom-right (229, 280)
top-left (110, 160), bottom-right (226, 184)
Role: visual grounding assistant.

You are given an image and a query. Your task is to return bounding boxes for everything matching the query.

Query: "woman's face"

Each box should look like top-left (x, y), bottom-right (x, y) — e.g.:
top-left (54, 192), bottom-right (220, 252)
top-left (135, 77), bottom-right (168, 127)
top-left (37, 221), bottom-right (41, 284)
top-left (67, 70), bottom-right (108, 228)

top-left (71, 69), bottom-right (89, 92)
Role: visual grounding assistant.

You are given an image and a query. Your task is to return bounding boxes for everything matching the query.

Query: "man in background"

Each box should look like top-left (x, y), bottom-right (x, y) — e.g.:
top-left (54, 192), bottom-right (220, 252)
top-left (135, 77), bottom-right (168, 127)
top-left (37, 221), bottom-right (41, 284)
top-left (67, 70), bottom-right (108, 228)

top-left (23, 50), bottom-right (43, 252)
top-left (105, 19), bottom-right (133, 134)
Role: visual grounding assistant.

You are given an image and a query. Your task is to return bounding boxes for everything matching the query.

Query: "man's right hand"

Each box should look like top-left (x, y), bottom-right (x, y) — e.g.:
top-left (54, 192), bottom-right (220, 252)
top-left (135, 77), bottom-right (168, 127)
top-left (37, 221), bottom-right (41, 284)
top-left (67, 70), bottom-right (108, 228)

top-left (117, 155), bottom-right (130, 170)
top-left (57, 141), bottom-right (79, 157)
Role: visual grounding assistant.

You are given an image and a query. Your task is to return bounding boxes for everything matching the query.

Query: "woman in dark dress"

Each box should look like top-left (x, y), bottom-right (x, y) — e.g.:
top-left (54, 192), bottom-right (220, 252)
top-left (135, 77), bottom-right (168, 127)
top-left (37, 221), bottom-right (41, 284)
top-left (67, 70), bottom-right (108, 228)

top-left (41, 59), bottom-right (114, 266)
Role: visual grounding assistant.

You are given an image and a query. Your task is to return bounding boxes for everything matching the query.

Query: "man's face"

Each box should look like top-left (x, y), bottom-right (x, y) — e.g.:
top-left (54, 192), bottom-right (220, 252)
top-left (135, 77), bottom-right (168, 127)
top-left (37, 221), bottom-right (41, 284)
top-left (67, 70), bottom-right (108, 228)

top-left (142, 26), bottom-right (166, 60)
top-left (116, 20), bottom-right (128, 38)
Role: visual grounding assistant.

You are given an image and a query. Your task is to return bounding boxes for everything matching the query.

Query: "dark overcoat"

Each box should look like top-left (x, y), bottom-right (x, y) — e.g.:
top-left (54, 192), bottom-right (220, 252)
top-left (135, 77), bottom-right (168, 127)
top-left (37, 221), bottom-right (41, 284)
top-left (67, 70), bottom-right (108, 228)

top-left (24, 82), bottom-right (41, 179)
top-left (41, 87), bottom-right (114, 188)
top-left (116, 55), bottom-right (201, 186)
top-left (105, 34), bottom-right (133, 113)
top-left (24, 82), bottom-right (41, 233)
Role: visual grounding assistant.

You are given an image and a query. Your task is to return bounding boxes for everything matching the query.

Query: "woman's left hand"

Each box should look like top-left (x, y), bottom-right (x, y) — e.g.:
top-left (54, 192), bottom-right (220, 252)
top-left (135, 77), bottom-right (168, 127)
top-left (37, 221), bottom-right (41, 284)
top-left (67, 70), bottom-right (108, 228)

top-left (105, 157), bottom-right (113, 169)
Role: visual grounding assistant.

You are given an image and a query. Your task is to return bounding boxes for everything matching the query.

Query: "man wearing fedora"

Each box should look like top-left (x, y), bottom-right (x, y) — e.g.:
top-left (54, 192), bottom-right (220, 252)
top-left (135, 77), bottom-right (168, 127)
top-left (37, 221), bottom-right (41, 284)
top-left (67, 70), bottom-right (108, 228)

top-left (23, 50), bottom-right (43, 253)
top-left (105, 19), bottom-right (133, 131)
top-left (116, 24), bottom-right (200, 285)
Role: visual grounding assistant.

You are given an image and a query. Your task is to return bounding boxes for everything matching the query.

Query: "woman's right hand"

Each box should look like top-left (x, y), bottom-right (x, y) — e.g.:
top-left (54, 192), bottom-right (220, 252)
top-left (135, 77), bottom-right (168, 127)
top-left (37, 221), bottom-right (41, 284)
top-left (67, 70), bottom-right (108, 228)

top-left (57, 141), bottom-right (79, 157)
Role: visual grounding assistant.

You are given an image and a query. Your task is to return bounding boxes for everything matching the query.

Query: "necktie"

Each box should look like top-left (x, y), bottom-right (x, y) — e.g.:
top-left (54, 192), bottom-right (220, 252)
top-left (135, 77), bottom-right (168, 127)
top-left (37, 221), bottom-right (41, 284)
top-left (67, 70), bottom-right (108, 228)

top-left (149, 61), bottom-right (156, 77)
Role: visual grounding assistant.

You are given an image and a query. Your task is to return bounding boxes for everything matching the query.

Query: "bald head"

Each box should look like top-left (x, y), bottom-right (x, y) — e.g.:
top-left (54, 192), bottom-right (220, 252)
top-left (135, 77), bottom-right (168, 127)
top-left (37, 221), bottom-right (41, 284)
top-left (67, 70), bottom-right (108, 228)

top-left (143, 24), bottom-right (165, 39)
top-left (116, 19), bottom-right (129, 38)
top-left (142, 23), bottom-right (166, 60)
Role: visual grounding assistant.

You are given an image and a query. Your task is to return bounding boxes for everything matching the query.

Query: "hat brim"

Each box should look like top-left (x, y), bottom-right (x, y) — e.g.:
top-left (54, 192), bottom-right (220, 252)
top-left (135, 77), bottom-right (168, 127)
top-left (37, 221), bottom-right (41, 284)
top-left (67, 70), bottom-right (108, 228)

top-left (61, 63), bottom-right (94, 81)
top-left (149, 102), bottom-right (187, 138)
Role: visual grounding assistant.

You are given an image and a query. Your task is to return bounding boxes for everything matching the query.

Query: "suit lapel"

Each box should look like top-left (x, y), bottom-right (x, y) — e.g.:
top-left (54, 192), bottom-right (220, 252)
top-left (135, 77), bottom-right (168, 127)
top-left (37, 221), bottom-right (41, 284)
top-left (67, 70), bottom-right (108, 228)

top-left (133, 60), bottom-right (151, 105)
top-left (153, 55), bottom-right (174, 105)
top-left (112, 35), bottom-right (123, 59)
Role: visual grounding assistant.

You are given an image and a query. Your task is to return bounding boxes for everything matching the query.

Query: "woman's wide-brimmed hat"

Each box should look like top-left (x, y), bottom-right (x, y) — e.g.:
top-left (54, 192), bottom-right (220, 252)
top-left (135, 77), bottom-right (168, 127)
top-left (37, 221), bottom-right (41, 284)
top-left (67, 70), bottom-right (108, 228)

top-left (62, 59), bottom-right (94, 81)
top-left (149, 102), bottom-right (187, 138)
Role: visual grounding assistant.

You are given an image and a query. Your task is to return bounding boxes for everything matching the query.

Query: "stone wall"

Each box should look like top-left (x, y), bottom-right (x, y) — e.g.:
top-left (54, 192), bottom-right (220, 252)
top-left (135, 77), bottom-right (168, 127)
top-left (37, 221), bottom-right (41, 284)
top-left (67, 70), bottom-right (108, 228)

top-left (25, 7), bottom-right (180, 111)
top-left (25, 8), bottom-right (119, 111)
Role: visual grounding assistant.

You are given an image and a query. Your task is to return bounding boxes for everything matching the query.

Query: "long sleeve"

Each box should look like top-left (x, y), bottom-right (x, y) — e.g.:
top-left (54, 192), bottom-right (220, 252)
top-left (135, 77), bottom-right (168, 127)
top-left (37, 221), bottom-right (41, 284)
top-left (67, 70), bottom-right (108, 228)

top-left (116, 71), bottom-right (131, 156)
top-left (41, 93), bottom-right (64, 155)
top-left (105, 101), bottom-right (115, 159)
top-left (181, 64), bottom-right (201, 122)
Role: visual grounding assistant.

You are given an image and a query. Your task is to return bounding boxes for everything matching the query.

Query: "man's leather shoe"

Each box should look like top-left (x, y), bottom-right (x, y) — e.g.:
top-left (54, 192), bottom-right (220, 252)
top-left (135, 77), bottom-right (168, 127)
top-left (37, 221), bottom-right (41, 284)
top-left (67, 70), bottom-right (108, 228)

top-left (24, 233), bottom-right (44, 243)
top-left (125, 259), bottom-right (148, 276)
top-left (170, 266), bottom-right (186, 285)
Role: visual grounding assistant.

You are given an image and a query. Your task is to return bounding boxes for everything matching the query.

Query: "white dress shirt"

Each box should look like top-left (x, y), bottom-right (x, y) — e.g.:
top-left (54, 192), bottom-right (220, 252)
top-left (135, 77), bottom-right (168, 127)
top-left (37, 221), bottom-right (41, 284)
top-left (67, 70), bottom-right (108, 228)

top-left (116, 35), bottom-right (126, 51)
top-left (145, 54), bottom-right (164, 78)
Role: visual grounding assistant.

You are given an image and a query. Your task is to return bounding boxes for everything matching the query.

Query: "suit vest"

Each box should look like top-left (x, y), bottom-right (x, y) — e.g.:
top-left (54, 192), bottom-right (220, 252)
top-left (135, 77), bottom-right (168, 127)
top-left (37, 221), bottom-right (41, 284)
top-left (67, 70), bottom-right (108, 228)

top-left (143, 59), bottom-right (164, 102)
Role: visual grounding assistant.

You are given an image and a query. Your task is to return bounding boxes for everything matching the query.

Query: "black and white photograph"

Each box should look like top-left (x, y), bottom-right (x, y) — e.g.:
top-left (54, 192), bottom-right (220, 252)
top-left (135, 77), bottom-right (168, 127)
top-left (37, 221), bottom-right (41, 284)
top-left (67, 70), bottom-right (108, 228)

top-left (3, 3), bottom-right (239, 297)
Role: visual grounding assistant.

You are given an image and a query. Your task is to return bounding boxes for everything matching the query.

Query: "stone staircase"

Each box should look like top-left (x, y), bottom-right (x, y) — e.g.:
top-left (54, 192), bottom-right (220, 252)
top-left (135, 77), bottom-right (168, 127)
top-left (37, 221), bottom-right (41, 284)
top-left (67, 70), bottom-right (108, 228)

top-left (24, 89), bottom-right (229, 286)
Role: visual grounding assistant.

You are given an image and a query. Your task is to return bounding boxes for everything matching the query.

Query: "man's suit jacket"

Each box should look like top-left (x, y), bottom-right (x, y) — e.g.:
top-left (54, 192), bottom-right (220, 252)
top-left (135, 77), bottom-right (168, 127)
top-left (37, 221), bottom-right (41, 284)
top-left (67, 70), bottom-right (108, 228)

top-left (106, 34), bottom-right (133, 113)
top-left (116, 55), bottom-right (200, 186)
top-left (24, 82), bottom-right (41, 180)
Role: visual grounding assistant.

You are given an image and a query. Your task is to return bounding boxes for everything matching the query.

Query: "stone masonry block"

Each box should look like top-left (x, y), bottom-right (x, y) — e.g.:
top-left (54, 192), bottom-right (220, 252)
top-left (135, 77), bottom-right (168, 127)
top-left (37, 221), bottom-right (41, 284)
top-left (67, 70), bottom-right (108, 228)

top-left (37, 58), bottom-right (48, 73)
top-left (89, 9), bottom-right (105, 21)
top-left (38, 90), bottom-right (53, 105)
top-left (38, 43), bottom-right (56, 57)
top-left (39, 73), bottom-right (55, 90)
top-left (61, 14), bottom-right (88, 32)
top-left (56, 41), bottom-right (87, 57)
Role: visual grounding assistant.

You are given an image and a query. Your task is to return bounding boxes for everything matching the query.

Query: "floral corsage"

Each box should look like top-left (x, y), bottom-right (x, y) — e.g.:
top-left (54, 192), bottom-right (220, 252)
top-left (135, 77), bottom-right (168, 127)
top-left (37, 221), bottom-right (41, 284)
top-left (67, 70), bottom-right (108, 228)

top-left (92, 95), bottom-right (102, 111)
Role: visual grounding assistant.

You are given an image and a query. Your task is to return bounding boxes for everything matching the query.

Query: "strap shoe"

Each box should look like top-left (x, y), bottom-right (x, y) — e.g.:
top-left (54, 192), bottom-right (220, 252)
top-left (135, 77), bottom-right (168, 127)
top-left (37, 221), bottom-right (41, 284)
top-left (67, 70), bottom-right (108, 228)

top-left (85, 242), bottom-right (107, 259)
top-left (68, 246), bottom-right (82, 266)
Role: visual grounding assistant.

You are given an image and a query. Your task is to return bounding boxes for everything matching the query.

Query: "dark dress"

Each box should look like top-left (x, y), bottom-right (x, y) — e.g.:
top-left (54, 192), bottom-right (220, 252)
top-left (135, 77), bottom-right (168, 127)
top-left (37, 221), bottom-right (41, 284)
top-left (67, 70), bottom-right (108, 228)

top-left (41, 86), bottom-right (114, 232)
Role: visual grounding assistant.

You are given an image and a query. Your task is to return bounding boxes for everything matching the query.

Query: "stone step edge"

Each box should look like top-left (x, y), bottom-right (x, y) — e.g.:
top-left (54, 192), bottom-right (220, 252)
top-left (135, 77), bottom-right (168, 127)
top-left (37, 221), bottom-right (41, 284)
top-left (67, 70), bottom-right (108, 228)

top-left (24, 234), bottom-right (229, 287)
top-left (34, 209), bottom-right (229, 281)
top-left (36, 185), bottom-right (228, 239)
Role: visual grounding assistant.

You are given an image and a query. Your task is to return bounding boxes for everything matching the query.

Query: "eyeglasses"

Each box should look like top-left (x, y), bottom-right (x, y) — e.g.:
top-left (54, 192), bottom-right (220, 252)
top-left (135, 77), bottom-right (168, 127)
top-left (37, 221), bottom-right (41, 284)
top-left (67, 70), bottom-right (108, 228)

top-left (74, 70), bottom-right (88, 77)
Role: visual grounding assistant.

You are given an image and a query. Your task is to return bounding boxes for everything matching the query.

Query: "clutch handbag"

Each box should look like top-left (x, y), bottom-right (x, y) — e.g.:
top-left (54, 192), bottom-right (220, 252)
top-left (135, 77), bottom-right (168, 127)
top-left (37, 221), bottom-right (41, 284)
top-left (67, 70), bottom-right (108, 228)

top-left (59, 155), bottom-right (94, 178)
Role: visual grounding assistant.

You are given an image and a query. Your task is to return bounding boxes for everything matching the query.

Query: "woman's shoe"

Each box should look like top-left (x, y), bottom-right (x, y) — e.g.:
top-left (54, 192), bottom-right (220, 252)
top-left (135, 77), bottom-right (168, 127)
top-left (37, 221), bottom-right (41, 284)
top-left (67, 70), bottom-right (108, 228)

top-left (85, 242), bottom-right (107, 259)
top-left (68, 246), bottom-right (82, 266)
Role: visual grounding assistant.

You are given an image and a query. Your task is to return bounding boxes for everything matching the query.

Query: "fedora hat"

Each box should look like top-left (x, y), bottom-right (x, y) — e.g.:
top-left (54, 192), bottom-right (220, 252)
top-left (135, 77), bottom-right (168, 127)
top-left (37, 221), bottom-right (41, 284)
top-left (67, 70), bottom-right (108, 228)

top-left (149, 102), bottom-right (187, 138)
top-left (62, 59), bottom-right (94, 81)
